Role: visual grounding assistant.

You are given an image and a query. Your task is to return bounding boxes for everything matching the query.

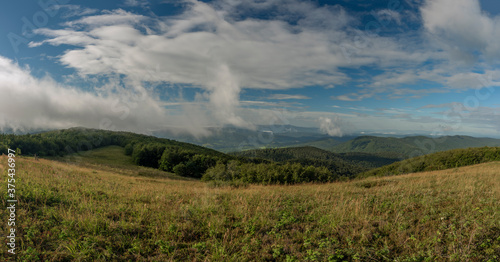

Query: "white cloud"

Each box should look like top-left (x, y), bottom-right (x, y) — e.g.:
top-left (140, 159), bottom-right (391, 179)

top-left (55, 5), bottom-right (99, 18)
top-left (318, 116), bottom-right (343, 136)
top-left (322, 0), bottom-right (500, 100)
top-left (418, 102), bottom-right (500, 135)
top-left (31, 0), bottom-right (431, 127)
top-left (64, 9), bottom-right (146, 28)
top-left (421, 0), bottom-right (500, 63)
top-left (16, 0), bottom-right (500, 137)
top-left (123, 0), bottom-right (149, 8)
top-left (331, 93), bottom-right (373, 101)
top-left (0, 56), bottom-right (213, 137)
top-left (267, 94), bottom-right (311, 100)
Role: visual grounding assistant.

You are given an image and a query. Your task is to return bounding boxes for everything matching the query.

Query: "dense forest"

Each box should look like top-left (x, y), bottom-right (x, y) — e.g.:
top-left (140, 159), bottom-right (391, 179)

top-left (230, 146), bottom-right (401, 177)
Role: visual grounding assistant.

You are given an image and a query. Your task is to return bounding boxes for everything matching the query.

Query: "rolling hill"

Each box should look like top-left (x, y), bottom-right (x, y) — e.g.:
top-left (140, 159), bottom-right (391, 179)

top-left (3, 128), bottom-right (500, 184)
top-left (153, 125), bottom-right (352, 152)
top-left (359, 146), bottom-right (500, 178)
top-left (0, 127), bottom-right (228, 159)
top-left (0, 127), bottom-right (236, 179)
top-left (329, 135), bottom-right (500, 158)
top-left (230, 146), bottom-right (402, 176)
top-left (285, 137), bottom-right (345, 151)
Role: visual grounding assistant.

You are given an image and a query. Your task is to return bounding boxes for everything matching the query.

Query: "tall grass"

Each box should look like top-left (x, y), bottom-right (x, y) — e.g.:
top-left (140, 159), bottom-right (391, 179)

top-left (1, 155), bottom-right (499, 261)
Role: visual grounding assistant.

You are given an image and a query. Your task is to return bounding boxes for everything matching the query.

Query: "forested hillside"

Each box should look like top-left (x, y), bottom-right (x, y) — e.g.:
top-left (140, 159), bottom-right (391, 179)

top-left (329, 135), bottom-right (500, 158)
top-left (4, 128), bottom-right (499, 185)
top-left (231, 146), bottom-right (401, 176)
top-left (359, 146), bottom-right (500, 178)
top-left (0, 127), bottom-right (224, 157)
top-left (290, 138), bottom-right (344, 151)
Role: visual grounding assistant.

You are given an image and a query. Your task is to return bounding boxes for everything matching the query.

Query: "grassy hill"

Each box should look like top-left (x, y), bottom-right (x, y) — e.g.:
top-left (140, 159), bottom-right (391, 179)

top-left (329, 135), bottom-right (500, 158)
top-left (50, 145), bottom-right (194, 180)
top-left (1, 154), bottom-right (498, 261)
top-left (359, 146), bottom-right (500, 178)
top-left (0, 127), bottom-right (229, 161)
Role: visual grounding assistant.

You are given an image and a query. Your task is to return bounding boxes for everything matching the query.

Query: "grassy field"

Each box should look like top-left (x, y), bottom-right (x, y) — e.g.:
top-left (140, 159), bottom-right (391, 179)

top-left (48, 146), bottom-right (194, 181)
top-left (1, 149), bottom-right (499, 261)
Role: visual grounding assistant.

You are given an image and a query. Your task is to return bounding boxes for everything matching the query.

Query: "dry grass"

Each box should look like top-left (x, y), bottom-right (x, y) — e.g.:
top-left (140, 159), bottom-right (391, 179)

top-left (1, 155), bottom-right (499, 261)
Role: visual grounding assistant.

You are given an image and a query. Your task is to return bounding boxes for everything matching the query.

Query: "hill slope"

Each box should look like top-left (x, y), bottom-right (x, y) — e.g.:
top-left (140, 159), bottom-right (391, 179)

top-left (284, 137), bottom-right (355, 151)
top-left (359, 146), bottom-right (500, 178)
top-left (0, 127), bottom-right (227, 158)
top-left (52, 145), bottom-right (194, 180)
top-left (1, 155), bottom-right (498, 261)
top-left (231, 146), bottom-right (401, 176)
top-left (330, 135), bottom-right (500, 158)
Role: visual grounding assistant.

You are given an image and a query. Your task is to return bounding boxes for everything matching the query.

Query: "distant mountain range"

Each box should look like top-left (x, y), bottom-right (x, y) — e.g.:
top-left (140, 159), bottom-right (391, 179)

top-left (3, 127), bottom-right (500, 182)
top-left (153, 125), bottom-right (355, 152)
top-left (154, 125), bottom-right (500, 157)
top-left (328, 135), bottom-right (500, 158)
top-left (4, 125), bottom-right (500, 159)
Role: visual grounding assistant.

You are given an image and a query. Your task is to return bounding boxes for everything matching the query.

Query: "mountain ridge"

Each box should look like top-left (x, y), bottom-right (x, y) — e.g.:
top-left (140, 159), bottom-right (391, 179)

top-left (329, 135), bottom-right (500, 158)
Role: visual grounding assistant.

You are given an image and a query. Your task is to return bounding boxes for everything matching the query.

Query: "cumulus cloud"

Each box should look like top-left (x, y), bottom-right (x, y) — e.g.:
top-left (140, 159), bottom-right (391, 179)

top-left (318, 116), bottom-right (343, 136)
top-left (29, 0), bottom-right (431, 127)
top-left (54, 5), bottom-right (99, 18)
top-left (123, 0), bottom-right (149, 8)
top-left (11, 0), bottom-right (498, 136)
top-left (267, 94), bottom-right (311, 100)
top-left (32, 3), bottom-right (354, 89)
top-left (419, 102), bottom-right (500, 136)
top-left (421, 0), bottom-right (500, 63)
top-left (326, 0), bottom-right (500, 99)
top-left (0, 56), bottom-right (214, 136)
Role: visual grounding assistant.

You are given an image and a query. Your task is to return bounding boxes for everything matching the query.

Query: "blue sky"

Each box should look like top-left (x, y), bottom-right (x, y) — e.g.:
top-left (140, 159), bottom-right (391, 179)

top-left (1, 0), bottom-right (500, 138)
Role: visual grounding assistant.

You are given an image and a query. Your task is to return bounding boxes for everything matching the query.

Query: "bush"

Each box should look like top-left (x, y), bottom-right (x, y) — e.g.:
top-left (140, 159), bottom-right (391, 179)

top-left (203, 161), bottom-right (337, 185)
top-left (124, 144), bottom-right (134, 156)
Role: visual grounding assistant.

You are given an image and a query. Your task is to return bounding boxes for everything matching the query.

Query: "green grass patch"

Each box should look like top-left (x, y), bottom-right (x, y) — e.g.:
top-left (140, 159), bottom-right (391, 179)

top-left (1, 156), bottom-right (498, 261)
top-left (48, 145), bottom-right (194, 181)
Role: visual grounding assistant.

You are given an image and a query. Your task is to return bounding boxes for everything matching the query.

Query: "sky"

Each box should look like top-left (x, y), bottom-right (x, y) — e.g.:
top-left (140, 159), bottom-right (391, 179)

top-left (1, 0), bottom-right (500, 138)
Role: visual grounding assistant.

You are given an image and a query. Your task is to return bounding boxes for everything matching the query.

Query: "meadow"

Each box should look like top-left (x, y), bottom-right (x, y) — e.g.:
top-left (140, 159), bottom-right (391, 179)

top-left (1, 147), bottom-right (499, 261)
